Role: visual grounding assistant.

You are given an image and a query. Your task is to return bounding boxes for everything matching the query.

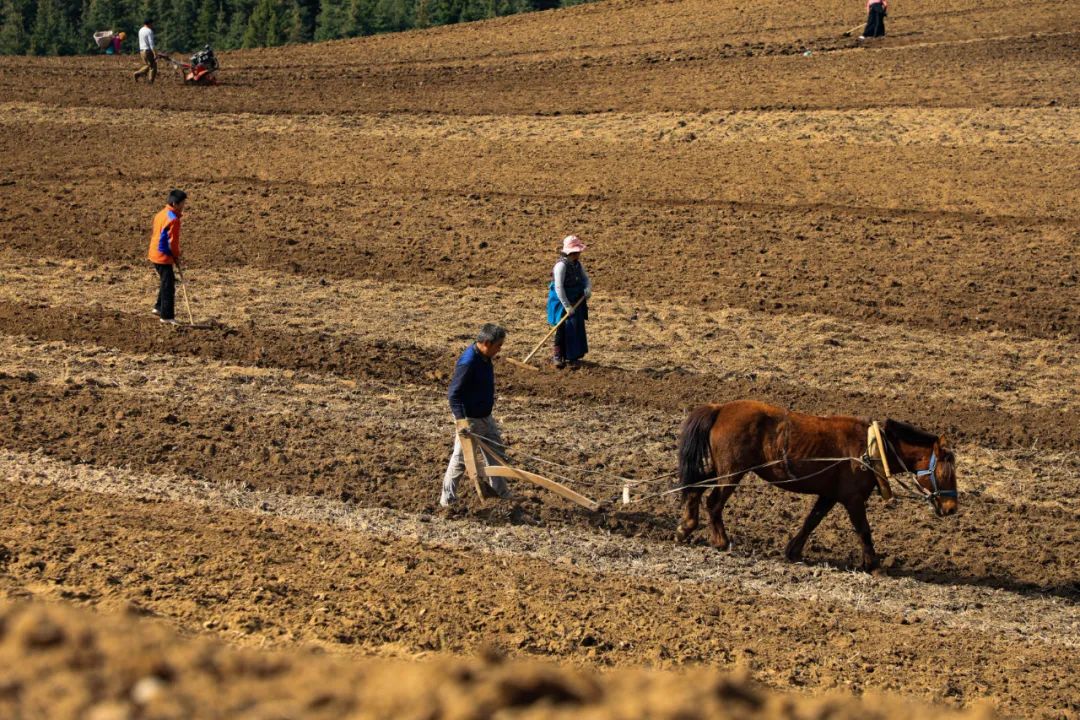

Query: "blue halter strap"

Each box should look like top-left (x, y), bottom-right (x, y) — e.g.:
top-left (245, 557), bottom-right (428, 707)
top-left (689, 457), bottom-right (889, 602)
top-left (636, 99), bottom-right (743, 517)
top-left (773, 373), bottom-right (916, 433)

top-left (916, 452), bottom-right (958, 501)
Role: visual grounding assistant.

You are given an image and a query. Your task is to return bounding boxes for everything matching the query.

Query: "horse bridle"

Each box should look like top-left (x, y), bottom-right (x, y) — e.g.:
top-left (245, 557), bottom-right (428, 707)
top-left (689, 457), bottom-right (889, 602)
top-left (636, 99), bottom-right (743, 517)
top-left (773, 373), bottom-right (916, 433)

top-left (879, 428), bottom-right (958, 507)
top-left (914, 451), bottom-right (957, 503)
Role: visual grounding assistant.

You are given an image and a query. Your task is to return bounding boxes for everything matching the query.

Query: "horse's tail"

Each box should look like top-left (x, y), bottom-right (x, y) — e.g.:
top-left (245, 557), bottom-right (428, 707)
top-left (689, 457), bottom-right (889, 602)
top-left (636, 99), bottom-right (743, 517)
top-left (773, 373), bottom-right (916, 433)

top-left (678, 404), bottom-right (723, 493)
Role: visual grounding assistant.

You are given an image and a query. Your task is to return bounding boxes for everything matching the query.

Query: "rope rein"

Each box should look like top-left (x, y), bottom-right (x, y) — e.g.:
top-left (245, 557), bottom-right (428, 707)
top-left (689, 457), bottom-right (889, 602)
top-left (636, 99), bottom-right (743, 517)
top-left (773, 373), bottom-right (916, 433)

top-left (878, 431), bottom-right (958, 505)
top-left (462, 429), bottom-right (936, 508)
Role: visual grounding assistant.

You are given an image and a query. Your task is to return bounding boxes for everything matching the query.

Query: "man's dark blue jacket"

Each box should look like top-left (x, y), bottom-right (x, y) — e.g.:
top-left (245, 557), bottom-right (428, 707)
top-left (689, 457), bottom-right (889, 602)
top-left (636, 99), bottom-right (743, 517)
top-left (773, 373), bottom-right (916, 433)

top-left (447, 343), bottom-right (495, 420)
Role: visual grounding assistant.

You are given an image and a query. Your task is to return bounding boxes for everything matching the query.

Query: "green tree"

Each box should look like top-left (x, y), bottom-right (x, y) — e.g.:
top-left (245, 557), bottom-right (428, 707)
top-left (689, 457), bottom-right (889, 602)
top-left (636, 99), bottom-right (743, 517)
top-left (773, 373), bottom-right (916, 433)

top-left (225, 0), bottom-right (251, 47)
top-left (0, 0), bottom-right (29, 54)
top-left (213, 1), bottom-right (228, 44)
top-left (167, 0), bottom-right (196, 50)
top-left (345, 0), bottom-right (375, 36)
top-left (285, 0), bottom-right (310, 42)
top-left (372, 0), bottom-right (407, 33)
top-left (29, 0), bottom-right (76, 55)
top-left (500, 0), bottom-right (532, 13)
top-left (313, 0), bottom-right (343, 39)
top-left (242, 0), bottom-right (283, 47)
top-left (458, 0), bottom-right (490, 22)
top-left (193, 0), bottom-right (216, 45)
top-left (424, 0), bottom-right (444, 24)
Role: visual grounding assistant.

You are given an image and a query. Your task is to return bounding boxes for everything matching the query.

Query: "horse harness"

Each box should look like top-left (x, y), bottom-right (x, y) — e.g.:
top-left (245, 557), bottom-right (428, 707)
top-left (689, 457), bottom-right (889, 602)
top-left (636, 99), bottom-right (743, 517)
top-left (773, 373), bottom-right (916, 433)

top-left (778, 415), bottom-right (953, 507)
top-left (864, 420), bottom-right (957, 507)
top-left (863, 422), bottom-right (894, 501)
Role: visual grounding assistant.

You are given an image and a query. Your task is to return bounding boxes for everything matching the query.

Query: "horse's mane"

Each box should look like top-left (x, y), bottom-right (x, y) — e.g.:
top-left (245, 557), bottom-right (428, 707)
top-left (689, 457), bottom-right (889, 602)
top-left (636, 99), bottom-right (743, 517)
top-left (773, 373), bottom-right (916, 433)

top-left (884, 419), bottom-right (939, 447)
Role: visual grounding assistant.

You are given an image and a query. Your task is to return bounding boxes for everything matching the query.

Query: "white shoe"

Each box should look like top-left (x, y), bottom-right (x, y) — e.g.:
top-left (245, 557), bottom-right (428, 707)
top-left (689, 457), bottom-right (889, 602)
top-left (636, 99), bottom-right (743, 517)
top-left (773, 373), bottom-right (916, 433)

top-left (858, 35), bottom-right (866, 41)
top-left (152, 308), bottom-right (160, 316)
top-left (159, 318), bottom-right (179, 325)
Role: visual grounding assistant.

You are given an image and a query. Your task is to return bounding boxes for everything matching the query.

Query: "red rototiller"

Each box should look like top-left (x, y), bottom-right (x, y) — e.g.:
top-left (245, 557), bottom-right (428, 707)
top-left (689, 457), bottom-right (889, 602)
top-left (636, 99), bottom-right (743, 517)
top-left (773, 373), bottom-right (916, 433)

top-left (159, 45), bottom-right (220, 85)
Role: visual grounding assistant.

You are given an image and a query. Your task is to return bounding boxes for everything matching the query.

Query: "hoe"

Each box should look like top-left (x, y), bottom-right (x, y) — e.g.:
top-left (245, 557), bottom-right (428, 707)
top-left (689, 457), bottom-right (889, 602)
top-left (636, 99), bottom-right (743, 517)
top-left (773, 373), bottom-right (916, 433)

top-left (173, 265), bottom-right (214, 329)
top-left (504, 296), bottom-right (585, 371)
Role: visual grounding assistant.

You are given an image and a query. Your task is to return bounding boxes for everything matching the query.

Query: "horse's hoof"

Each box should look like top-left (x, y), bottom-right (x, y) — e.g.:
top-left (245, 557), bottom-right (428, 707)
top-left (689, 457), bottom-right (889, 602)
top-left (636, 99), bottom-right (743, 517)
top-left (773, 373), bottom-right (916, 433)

top-left (674, 529), bottom-right (689, 543)
top-left (709, 537), bottom-right (730, 551)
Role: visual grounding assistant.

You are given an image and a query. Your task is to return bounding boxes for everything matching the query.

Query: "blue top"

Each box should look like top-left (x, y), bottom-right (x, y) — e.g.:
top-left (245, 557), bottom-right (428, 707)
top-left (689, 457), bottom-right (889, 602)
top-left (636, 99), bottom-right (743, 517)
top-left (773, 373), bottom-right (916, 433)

top-left (547, 256), bottom-right (589, 326)
top-left (447, 344), bottom-right (496, 420)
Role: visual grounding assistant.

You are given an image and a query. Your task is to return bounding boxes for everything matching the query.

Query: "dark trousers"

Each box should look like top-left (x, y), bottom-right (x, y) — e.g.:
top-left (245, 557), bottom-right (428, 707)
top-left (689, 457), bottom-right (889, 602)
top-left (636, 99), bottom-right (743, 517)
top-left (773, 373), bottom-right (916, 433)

top-left (863, 4), bottom-right (886, 37)
top-left (154, 263), bottom-right (175, 320)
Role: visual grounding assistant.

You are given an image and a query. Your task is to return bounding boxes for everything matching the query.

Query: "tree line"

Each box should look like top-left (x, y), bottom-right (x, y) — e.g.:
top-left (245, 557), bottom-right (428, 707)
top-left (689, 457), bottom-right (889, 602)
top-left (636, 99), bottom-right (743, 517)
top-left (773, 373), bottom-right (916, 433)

top-left (0, 0), bottom-right (592, 55)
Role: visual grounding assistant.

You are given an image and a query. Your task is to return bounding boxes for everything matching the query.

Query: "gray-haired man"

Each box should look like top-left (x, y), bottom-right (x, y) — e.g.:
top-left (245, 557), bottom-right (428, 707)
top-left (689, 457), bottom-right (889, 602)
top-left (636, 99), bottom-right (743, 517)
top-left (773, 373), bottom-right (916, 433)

top-left (441, 323), bottom-right (511, 506)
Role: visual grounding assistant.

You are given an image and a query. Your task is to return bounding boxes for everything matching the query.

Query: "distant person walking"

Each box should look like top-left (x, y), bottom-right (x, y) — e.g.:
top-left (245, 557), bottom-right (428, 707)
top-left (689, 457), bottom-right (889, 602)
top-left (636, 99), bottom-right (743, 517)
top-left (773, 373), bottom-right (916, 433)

top-left (547, 235), bottom-right (592, 369)
top-left (133, 20), bottom-right (157, 82)
top-left (441, 324), bottom-right (512, 507)
top-left (147, 189), bottom-right (187, 325)
top-left (859, 0), bottom-right (887, 40)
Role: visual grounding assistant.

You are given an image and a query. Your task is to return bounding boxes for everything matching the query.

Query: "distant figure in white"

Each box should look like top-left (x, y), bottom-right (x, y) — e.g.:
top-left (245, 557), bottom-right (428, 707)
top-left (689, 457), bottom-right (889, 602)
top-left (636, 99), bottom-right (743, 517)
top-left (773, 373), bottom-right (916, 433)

top-left (133, 19), bottom-right (157, 83)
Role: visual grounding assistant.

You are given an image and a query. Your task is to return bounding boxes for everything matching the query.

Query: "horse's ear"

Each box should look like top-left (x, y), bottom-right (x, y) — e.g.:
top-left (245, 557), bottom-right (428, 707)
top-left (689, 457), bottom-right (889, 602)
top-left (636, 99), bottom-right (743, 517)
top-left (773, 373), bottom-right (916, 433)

top-left (937, 434), bottom-right (949, 451)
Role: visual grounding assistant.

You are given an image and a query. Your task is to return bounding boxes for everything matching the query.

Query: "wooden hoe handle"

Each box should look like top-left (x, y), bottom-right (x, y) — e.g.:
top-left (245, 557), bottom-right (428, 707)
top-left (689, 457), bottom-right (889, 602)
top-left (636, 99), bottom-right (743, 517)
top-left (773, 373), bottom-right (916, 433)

top-left (520, 296), bottom-right (586, 365)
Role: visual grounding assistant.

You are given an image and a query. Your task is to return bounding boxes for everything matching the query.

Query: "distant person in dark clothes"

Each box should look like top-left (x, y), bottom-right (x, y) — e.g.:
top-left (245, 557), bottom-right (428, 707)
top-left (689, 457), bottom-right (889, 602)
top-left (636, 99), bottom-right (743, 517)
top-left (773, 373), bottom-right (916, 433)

top-left (547, 235), bottom-right (592, 369)
top-left (859, 0), bottom-right (887, 40)
top-left (440, 323), bottom-right (512, 506)
top-left (147, 189), bottom-right (186, 325)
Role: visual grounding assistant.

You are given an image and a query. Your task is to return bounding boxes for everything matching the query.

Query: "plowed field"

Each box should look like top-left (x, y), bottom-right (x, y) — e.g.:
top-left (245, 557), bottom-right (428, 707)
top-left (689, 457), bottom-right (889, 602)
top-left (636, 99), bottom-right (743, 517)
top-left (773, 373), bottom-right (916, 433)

top-left (1, 0), bottom-right (1077, 717)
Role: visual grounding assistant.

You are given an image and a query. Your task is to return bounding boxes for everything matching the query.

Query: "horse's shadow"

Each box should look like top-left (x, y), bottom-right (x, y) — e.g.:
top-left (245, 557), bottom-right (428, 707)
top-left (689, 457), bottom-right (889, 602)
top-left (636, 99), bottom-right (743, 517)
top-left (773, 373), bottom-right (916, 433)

top-left (883, 564), bottom-right (1080, 602)
top-left (735, 545), bottom-right (1080, 602)
top-left (601, 509), bottom-right (1080, 603)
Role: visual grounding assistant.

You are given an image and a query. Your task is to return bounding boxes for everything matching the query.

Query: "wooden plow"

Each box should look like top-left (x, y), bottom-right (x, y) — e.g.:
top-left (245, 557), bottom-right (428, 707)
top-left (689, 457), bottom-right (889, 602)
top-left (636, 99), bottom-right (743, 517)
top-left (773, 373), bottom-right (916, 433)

top-left (455, 419), bottom-right (599, 511)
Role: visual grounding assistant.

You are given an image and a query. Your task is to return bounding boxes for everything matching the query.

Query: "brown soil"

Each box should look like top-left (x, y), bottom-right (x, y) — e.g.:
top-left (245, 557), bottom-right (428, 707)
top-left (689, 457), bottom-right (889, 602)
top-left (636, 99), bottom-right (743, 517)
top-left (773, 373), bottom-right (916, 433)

top-left (0, 600), bottom-right (997, 720)
top-left (0, 0), bottom-right (1077, 717)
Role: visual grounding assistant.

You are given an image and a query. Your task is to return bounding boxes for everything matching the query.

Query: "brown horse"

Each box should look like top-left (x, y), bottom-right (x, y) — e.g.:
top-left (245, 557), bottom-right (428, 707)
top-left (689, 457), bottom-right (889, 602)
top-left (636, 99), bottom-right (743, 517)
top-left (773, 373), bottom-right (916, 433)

top-left (675, 400), bottom-right (957, 572)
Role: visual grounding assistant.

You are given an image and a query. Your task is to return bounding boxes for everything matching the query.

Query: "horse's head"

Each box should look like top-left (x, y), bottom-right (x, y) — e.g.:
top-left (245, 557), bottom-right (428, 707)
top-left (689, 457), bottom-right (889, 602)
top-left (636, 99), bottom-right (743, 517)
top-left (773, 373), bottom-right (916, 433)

top-left (921, 439), bottom-right (958, 517)
top-left (884, 421), bottom-right (958, 516)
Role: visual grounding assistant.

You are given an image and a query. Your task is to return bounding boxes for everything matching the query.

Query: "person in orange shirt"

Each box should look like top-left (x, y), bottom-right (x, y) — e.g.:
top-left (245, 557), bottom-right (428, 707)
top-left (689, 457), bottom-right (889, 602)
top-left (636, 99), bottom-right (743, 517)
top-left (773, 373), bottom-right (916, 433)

top-left (147, 189), bottom-right (187, 325)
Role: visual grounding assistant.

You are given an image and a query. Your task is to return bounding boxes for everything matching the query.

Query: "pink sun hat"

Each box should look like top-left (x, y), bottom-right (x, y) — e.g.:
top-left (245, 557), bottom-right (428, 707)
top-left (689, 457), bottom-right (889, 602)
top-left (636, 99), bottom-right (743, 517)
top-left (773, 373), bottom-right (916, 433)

top-left (562, 235), bottom-right (586, 254)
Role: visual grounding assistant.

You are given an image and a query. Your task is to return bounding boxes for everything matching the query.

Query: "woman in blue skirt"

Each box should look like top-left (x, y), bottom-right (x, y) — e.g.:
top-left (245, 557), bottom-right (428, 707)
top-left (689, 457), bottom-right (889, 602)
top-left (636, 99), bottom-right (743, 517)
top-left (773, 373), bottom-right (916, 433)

top-left (547, 235), bottom-right (592, 369)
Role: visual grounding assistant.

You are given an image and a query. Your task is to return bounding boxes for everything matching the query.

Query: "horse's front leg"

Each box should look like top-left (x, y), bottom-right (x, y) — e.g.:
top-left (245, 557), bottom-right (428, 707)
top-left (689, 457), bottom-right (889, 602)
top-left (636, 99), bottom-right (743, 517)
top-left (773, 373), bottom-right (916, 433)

top-left (842, 497), bottom-right (880, 572)
top-left (675, 489), bottom-right (704, 543)
top-left (785, 495), bottom-right (837, 562)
